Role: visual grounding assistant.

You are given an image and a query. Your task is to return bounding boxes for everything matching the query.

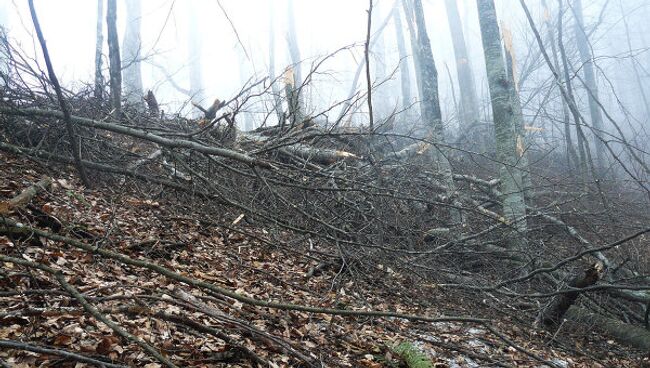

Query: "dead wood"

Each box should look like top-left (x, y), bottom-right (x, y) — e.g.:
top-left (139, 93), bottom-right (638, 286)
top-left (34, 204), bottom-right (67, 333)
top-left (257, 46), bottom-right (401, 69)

top-left (538, 262), bottom-right (604, 327)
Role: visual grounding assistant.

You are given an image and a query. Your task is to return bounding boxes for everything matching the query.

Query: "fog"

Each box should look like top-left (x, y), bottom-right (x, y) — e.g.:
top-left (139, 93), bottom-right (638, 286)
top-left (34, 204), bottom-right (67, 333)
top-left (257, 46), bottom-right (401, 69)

top-left (2, 0), bottom-right (650, 140)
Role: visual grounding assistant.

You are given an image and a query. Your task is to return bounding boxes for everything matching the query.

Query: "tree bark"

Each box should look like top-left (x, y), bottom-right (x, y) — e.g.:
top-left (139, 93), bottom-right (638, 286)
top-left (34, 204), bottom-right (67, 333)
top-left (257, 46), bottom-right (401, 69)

top-left (444, 0), bottom-right (480, 133)
top-left (567, 307), bottom-right (650, 350)
top-left (410, 0), bottom-right (462, 225)
top-left (538, 262), bottom-right (603, 327)
top-left (94, 0), bottom-right (104, 100)
top-left (106, 0), bottom-right (121, 115)
top-left (475, 0), bottom-right (527, 240)
top-left (572, 0), bottom-right (605, 170)
top-left (393, 7), bottom-right (412, 112)
top-left (122, 0), bottom-right (143, 105)
top-left (286, 0), bottom-right (303, 127)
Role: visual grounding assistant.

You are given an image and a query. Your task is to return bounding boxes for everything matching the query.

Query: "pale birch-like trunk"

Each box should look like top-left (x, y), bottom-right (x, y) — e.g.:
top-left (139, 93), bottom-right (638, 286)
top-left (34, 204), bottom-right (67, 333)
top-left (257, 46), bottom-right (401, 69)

top-left (476, 0), bottom-right (527, 241)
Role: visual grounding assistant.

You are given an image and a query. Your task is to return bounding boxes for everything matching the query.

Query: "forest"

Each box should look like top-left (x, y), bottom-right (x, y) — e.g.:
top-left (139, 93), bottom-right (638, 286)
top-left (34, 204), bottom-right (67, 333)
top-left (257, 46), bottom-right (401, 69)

top-left (1, 0), bottom-right (650, 366)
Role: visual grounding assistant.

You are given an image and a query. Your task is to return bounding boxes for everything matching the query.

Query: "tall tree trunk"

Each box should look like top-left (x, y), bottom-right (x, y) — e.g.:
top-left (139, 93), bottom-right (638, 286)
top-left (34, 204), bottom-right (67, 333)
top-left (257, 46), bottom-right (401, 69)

top-left (444, 0), bottom-right (480, 134)
top-left (558, 0), bottom-right (589, 178)
top-left (541, 0), bottom-right (579, 170)
top-left (502, 23), bottom-right (532, 194)
top-left (572, 0), bottom-right (605, 170)
top-left (618, 0), bottom-right (650, 120)
top-left (268, 2), bottom-right (283, 125)
top-left (122, 0), bottom-right (143, 105)
top-left (94, 0), bottom-right (104, 101)
top-left (401, 0), bottom-right (423, 103)
top-left (475, 0), bottom-right (527, 241)
top-left (106, 0), bottom-right (121, 115)
top-left (187, 2), bottom-right (204, 105)
top-left (410, 0), bottom-right (462, 225)
top-left (371, 0), bottom-right (390, 121)
top-left (286, 0), bottom-right (303, 126)
top-left (393, 7), bottom-right (412, 112)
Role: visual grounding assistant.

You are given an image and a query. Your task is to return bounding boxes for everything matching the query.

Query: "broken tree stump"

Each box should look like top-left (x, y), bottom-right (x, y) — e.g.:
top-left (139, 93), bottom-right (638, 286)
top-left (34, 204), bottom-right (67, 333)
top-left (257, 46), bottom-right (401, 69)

top-left (537, 262), bottom-right (604, 327)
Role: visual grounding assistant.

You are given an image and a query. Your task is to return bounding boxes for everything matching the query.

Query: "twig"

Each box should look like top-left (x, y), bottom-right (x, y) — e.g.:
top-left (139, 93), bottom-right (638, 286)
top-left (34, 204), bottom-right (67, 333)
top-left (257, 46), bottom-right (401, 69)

top-left (0, 255), bottom-right (178, 368)
top-left (27, 0), bottom-right (91, 187)
top-left (0, 339), bottom-right (128, 368)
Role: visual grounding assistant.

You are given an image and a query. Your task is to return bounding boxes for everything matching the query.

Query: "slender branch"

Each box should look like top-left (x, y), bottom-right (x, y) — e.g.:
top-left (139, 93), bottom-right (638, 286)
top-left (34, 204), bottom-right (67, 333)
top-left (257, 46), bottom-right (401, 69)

top-left (27, 0), bottom-right (91, 187)
top-left (0, 340), bottom-right (127, 368)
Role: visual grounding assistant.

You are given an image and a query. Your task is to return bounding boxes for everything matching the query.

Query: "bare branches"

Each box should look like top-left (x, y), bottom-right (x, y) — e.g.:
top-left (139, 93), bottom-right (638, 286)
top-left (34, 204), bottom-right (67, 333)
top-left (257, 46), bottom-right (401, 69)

top-left (27, 0), bottom-right (91, 187)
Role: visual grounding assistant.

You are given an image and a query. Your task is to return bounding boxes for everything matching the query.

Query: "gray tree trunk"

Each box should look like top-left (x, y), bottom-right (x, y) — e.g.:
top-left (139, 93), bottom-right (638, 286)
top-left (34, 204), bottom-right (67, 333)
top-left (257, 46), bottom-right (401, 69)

top-left (106, 0), bottom-right (121, 115)
top-left (444, 0), bottom-right (480, 133)
top-left (121, 0), bottom-right (143, 105)
top-left (541, 0), bottom-right (579, 169)
top-left (371, 0), bottom-right (390, 120)
top-left (572, 0), bottom-right (605, 170)
top-left (286, 0), bottom-right (303, 126)
top-left (268, 2), bottom-right (283, 125)
top-left (187, 3), bottom-right (204, 105)
top-left (94, 0), bottom-right (104, 100)
top-left (410, 0), bottom-right (462, 225)
top-left (401, 0), bottom-right (423, 103)
top-left (476, 0), bottom-right (527, 240)
top-left (393, 7), bottom-right (412, 112)
top-left (618, 0), bottom-right (650, 120)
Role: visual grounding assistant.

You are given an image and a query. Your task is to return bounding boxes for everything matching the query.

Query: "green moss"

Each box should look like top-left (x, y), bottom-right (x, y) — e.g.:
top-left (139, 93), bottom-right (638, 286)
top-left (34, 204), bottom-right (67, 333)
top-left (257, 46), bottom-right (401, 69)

top-left (392, 342), bottom-right (433, 368)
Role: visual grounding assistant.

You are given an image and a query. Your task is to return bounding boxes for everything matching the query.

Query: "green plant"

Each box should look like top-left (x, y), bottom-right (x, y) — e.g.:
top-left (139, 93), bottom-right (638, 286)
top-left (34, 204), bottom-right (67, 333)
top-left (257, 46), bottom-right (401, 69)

top-left (392, 342), bottom-right (433, 368)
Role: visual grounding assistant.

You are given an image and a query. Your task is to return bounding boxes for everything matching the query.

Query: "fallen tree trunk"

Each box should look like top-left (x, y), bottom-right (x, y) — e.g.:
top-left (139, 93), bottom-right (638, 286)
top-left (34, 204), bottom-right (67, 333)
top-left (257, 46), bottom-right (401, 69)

top-left (567, 307), bottom-right (650, 350)
top-left (0, 106), bottom-right (272, 168)
top-left (537, 262), bottom-right (604, 327)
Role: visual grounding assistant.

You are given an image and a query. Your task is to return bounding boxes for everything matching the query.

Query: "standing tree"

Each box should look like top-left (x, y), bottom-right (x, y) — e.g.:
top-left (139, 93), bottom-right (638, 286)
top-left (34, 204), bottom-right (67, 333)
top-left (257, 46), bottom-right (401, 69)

top-left (409, 0), bottom-right (462, 224)
top-left (393, 6), bottom-right (412, 112)
top-left (286, 0), bottom-right (303, 126)
top-left (122, 0), bottom-right (143, 104)
top-left (444, 0), bottom-right (480, 135)
top-left (94, 0), bottom-right (104, 100)
top-left (572, 0), bottom-right (605, 170)
top-left (106, 0), bottom-right (121, 115)
top-left (475, 0), bottom-right (527, 241)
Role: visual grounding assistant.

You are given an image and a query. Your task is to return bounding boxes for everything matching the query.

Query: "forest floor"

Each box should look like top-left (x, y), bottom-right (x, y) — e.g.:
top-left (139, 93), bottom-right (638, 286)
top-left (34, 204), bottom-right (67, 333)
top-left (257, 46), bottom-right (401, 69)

top-left (0, 150), bottom-right (644, 367)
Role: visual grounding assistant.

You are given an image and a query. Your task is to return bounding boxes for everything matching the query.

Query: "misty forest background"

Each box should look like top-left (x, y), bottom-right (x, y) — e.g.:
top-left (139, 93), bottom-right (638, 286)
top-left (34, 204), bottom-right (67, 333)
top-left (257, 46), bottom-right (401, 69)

top-left (1, 0), bottom-right (650, 367)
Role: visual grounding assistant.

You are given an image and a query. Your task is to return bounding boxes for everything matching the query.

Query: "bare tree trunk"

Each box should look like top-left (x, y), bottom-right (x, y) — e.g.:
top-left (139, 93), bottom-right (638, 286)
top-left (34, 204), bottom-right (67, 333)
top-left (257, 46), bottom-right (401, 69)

top-left (475, 0), bottom-right (527, 241)
top-left (558, 0), bottom-right (589, 178)
top-left (106, 0), bottom-right (121, 115)
top-left (444, 0), bottom-right (480, 134)
top-left (572, 0), bottom-right (605, 170)
top-left (401, 0), bottom-right (423, 103)
top-left (371, 0), bottom-right (390, 121)
top-left (268, 2), bottom-right (283, 125)
top-left (286, 0), bottom-right (303, 126)
top-left (410, 0), bottom-right (462, 225)
top-left (541, 0), bottom-right (579, 169)
top-left (393, 7), bottom-right (412, 112)
top-left (94, 0), bottom-right (104, 101)
top-left (502, 23), bottom-right (532, 194)
top-left (28, 0), bottom-right (91, 187)
top-left (122, 0), bottom-right (143, 105)
top-left (618, 0), bottom-right (650, 120)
